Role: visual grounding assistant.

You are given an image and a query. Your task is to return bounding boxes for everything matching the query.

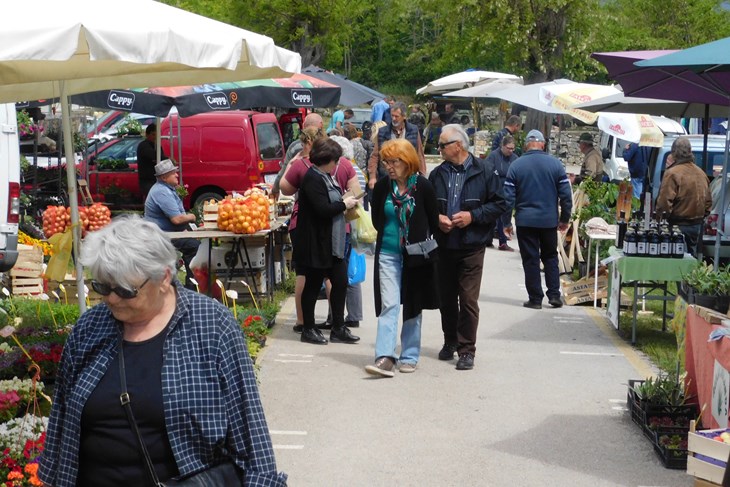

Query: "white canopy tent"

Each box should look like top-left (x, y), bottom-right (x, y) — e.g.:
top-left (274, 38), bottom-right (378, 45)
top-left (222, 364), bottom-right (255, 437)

top-left (416, 70), bottom-right (522, 95)
top-left (0, 0), bottom-right (301, 311)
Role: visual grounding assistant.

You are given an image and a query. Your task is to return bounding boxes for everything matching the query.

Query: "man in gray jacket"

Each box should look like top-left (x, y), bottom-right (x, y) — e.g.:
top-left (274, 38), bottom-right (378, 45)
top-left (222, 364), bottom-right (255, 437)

top-left (503, 130), bottom-right (573, 309)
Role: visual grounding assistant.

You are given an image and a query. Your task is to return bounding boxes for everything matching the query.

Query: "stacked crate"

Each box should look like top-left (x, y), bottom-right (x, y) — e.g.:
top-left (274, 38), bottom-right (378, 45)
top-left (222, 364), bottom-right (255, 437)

top-left (2, 244), bottom-right (44, 298)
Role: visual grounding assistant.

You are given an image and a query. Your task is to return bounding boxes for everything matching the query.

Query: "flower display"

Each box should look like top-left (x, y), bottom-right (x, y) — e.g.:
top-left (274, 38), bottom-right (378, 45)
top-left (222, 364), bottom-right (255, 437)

top-left (15, 111), bottom-right (43, 139)
top-left (0, 416), bottom-right (46, 486)
top-left (175, 184), bottom-right (189, 199)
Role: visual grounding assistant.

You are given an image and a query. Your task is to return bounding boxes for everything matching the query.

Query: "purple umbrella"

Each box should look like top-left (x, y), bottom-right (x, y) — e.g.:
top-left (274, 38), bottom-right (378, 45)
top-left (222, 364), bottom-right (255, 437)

top-left (592, 50), bottom-right (730, 106)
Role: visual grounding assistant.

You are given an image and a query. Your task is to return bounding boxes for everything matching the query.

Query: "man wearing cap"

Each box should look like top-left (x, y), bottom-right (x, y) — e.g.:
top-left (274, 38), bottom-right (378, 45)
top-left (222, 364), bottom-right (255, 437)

top-left (429, 124), bottom-right (506, 371)
top-left (504, 130), bottom-right (573, 309)
top-left (144, 159), bottom-right (200, 288)
top-left (578, 132), bottom-right (604, 183)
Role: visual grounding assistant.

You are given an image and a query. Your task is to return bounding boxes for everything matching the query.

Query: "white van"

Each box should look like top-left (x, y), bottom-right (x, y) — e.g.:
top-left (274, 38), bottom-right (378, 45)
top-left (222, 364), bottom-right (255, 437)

top-left (599, 116), bottom-right (686, 182)
top-left (0, 103), bottom-right (21, 271)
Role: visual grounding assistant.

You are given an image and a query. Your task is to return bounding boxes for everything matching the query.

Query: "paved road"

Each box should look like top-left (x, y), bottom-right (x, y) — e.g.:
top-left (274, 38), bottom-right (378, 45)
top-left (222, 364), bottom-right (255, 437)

top-left (257, 244), bottom-right (693, 486)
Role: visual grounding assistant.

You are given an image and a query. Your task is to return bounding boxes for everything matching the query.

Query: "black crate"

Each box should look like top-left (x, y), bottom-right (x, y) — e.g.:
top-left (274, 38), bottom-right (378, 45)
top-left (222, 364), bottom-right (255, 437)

top-left (627, 380), bottom-right (646, 427)
top-left (654, 434), bottom-right (687, 470)
top-left (642, 406), bottom-right (695, 439)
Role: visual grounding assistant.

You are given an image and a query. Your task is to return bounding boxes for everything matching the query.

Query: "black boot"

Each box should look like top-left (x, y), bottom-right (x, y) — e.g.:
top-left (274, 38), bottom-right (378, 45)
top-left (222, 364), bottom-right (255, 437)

top-left (329, 326), bottom-right (360, 344)
top-left (301, 326), bottom-right (328, 345)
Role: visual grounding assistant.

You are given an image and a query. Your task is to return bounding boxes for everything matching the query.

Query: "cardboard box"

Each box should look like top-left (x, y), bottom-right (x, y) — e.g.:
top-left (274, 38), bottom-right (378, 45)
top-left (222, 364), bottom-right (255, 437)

top-left (210, 243), bottom-right (265, 270)
top-left (215, 270), bottom-right (267, 298)
top-left (687, 422), bottom-right (729, 485)
top-left (562, 275), bottom-right (608, 296)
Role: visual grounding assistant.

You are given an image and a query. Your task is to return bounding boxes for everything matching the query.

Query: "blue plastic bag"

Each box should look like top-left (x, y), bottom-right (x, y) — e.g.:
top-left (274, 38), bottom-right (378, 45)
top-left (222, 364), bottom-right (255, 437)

top-left (347, 251), bottom-right (366, 285)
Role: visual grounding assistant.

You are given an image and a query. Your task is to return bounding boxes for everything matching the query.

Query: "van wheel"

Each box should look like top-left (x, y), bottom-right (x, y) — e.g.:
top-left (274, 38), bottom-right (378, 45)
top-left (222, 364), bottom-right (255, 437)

top-left (193, 191), bottom-right (225, 208)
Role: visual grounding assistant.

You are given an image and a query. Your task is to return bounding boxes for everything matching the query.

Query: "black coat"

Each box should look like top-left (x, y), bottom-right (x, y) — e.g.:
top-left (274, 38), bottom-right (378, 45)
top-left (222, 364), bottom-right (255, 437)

top-left (371, 175), bottom-right (440, 321)
top-left (292, 168), bottom-right (346, 269)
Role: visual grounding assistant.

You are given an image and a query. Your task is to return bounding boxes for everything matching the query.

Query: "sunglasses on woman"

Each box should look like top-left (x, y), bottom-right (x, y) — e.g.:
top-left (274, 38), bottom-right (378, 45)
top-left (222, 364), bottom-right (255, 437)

top-left (91, 278), bottom-right (150, 299)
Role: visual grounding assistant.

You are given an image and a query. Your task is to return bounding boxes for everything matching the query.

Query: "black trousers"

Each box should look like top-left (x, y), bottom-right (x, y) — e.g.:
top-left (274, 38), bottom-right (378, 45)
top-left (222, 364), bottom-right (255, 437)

top-left (437, 247), bottom-right (486, 355)
top-left (172, 237), bottom-right (200, 289)
top-left (301, 257), bottom-right (348, 328)
top-left (516, 226), bottom-right (560, 303)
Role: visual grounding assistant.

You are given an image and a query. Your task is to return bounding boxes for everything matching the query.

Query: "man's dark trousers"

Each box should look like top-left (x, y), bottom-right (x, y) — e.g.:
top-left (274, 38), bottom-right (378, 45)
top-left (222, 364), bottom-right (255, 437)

top-left (437, 247), bottom-right (485, 355)
top-left (516, 226), bottom-right (560, 304)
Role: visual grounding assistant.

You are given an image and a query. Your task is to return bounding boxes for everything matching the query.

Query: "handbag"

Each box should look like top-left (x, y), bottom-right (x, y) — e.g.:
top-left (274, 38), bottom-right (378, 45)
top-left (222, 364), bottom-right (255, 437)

top-left (404, 238), bottom-right (439, 267)
top-left (117, 338), bottom-right (244, 487)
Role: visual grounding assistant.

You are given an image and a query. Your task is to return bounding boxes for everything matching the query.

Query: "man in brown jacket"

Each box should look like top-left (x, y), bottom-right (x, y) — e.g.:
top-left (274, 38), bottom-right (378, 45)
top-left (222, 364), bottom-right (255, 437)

top-left (656, 136), bottom-right (712, 257)
top-left (578, 132), bottom-right (604, 183)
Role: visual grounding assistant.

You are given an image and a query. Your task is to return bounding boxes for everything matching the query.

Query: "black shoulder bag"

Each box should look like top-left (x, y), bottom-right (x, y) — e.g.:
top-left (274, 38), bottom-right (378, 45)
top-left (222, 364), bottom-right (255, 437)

top-left (118, 338), bottom-right (243, 486)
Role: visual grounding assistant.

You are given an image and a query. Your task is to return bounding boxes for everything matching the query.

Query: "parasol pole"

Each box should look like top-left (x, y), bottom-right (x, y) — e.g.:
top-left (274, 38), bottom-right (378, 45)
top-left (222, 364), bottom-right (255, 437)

top-left (60, 81), bottom-right (86, 313)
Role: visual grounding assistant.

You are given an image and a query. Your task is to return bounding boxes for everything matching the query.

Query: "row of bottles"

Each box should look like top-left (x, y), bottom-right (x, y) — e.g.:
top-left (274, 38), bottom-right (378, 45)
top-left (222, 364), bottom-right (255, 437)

top-left (617, 211), bottom-right (685, 258)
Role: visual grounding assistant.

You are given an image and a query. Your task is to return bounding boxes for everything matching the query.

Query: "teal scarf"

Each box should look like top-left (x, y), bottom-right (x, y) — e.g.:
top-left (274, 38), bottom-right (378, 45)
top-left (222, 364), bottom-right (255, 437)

top-left (390, 174), bottom-right (418, 246)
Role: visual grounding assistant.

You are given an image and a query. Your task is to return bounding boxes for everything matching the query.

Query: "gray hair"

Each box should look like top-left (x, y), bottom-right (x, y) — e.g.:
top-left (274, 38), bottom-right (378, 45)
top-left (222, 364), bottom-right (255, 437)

top-left (329, 135), bottom-right (354, 160)
top-left (392, 101), bottom-right (408, 117)
top-left (441, 124), bottom-right (470, 149)
top-left (80, 214), bottom-right (178, 288)
top-left (671, 136), bottom-right (694, 164)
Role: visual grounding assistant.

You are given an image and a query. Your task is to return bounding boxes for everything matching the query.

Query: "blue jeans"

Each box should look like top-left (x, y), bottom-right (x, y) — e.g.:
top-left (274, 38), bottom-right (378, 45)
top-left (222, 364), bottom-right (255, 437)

top-left (375, 251), bottom-right (422, 365)
top-left (631, 178), bottom-right (643, 200)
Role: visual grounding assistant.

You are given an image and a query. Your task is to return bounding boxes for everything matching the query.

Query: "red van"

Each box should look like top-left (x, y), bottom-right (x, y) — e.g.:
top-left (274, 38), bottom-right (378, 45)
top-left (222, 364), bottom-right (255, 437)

top-left (83, 110), bottom-right (285, 208)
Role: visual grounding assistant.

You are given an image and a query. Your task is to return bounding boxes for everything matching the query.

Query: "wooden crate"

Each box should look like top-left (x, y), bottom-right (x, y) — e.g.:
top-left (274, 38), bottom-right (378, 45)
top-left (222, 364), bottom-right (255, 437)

top-left (202, 203), bottom-right (219, 230)
top-left (687, 421), bottom-right (729, 485)
top-left (46, 275), bottom-right (104, 307)
top-left (2, 244), bottom-right (44, 298)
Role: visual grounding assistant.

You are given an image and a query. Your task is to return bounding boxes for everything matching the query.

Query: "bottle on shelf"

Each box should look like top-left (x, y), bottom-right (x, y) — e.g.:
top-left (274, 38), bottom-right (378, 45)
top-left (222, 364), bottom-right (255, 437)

top-left (647, 220), bottom-right (661, 257)
top-left (660, 224), bottom-right (672, 258)
top-left (672, 226), bottom-right (686, 258)
top-left (616, 210), bottom-right (628, 249)
top-left (623, 227), bottom-right (637, 256)
top-left (636, 227), bottom-right (647, 257)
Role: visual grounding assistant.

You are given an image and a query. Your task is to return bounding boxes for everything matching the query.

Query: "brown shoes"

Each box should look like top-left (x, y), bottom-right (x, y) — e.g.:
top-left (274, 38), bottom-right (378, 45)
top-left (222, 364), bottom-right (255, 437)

top-left (364, 356), bottom-right (395, 378)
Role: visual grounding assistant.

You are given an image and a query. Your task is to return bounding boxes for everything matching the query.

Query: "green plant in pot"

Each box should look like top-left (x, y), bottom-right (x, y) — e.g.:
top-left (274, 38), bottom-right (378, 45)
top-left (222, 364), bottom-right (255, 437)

top-left (680, 262), bottom-right (730, 313)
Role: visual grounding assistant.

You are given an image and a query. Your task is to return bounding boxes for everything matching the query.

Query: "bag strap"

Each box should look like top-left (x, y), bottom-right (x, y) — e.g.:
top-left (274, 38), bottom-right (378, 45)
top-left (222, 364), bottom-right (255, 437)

top-left (118, 337), bottom-right (166, 487)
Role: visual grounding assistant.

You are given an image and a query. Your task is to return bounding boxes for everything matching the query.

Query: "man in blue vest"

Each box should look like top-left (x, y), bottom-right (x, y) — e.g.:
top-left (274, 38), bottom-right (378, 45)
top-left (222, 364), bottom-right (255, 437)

top-left (367, 102), bottom-right (427, 190)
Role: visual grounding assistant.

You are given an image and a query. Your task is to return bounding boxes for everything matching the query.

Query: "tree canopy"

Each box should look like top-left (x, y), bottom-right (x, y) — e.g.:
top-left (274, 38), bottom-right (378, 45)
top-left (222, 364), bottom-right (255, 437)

top-left (161, 0), bottom-right (730, 95)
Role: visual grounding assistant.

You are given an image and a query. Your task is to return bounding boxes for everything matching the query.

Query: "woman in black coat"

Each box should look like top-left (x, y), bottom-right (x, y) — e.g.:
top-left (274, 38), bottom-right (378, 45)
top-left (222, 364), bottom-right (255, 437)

top-left (364, 139), bottom-right (440, 377)
top-left (293, 138), bottom-right (360, 345)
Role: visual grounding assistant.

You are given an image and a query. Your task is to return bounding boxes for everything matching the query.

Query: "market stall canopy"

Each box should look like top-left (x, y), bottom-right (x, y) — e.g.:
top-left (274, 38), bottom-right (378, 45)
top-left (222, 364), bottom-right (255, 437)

top-left (571, 92), bottom-right (730, 118)
top-left (444, 78), bottom-right (525, 99)
top-left (71, 74), bottom-right (341, 118)
top-left (539, 82), bottom-right (622, 124)
top-left (416, 70), bottom-right (522, 95)
top-left (0, 0), bottom-right (301, 312)
top-left (596, 112), bottom-right (664, 147)
top-left (592, 49), bottom-right (730, 106)
top-left (302, 65), bottom-right (384, 106)
top-left (0, 0), bottom-right (301, 104)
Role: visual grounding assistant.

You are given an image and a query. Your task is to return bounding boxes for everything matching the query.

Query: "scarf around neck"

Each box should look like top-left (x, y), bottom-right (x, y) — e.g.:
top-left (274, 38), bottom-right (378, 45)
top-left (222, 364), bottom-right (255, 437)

top-left (390, 173), bottom-right (418, 246)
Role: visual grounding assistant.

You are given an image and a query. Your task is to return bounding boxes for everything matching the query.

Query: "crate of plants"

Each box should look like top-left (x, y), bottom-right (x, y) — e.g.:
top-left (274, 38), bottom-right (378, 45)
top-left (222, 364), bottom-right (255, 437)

top-left (653, 430), bottom-right (689, 469)
top-left (686, 420), bottom-right (730, 484)
top-left (642, 404), bottom-right (695, 441)
top-left (627, 379), bottom-right (646, 426)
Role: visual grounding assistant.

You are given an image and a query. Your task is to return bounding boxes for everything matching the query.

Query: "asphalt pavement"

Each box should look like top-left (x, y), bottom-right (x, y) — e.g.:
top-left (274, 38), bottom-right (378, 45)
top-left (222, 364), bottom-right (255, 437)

top-left (257, 244), bottom-right (693, 486)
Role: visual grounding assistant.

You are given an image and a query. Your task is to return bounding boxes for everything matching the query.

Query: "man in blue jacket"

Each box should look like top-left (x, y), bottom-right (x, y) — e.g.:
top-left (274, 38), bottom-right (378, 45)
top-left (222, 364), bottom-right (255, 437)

top-left (503, 130), bottom-right (573, 309)
top-left (486, 135), bottom-right (518, 251)
top-left (429, 124), bottom-right (507, 371)
top-left (623, 142), bottom-right (650, 199)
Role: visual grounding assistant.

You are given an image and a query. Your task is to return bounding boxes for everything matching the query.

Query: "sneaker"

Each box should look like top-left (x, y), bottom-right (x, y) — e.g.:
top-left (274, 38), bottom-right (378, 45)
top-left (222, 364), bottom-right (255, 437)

top-left (399, 363), bottom-right (417, 373)
top-left (456, 353), bottom-right (474, 370)
top-left (498, 243), bottom-right (514, 252)
top-left (522, 301), bottom-right (542, 310)
top-left (329, 326), bottom-right (360, 344)
top-left (438, 344), bottom-right (458, 361)
top-left (365, 357), bottom-right (395, 378)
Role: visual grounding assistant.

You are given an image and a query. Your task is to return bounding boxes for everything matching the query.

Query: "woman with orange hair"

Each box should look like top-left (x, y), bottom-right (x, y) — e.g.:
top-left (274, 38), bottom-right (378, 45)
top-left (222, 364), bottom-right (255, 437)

top-left (365, 139), bottom-right (440, 377)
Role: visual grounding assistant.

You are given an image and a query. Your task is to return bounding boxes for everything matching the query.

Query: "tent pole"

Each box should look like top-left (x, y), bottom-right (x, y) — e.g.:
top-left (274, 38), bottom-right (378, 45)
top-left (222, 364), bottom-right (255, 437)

top-left (714, 105), bottom-right (730, 270)
top-left (60, 81), bottom-right (87, 313)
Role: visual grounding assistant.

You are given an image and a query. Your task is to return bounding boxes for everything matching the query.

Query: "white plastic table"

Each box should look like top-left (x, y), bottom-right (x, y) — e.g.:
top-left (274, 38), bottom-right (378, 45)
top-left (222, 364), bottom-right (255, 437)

top-left (585, 229), bottom-right (617, 307)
